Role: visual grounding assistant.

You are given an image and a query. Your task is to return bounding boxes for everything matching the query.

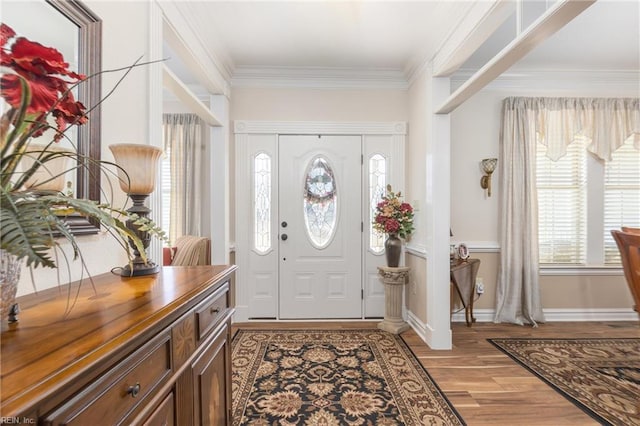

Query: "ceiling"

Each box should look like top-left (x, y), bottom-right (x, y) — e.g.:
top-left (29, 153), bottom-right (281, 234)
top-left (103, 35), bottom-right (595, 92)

top-left (166, 0), bottom-right (639, 88)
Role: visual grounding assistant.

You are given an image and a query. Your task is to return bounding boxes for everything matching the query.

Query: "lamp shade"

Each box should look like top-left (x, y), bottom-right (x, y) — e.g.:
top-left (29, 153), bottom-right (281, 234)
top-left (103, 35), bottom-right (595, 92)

top-left (481, 158), bottom-right (498, 174)
top-left (109, 143), bottom-right (163, 195)
top-left (22, 144), bottom-right (73, 191)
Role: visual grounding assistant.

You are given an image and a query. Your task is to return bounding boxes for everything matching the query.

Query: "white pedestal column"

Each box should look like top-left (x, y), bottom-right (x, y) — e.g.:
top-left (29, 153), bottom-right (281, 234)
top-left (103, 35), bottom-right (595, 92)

top-left (377, 266), bottom-right (410, 334)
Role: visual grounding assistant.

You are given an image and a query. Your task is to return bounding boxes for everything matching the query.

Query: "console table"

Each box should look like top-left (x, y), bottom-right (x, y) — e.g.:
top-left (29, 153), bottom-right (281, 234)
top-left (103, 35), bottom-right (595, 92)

top-left (1, 265), bottom-right (236, 425)
top-left (450, 258), bottom-right (480, 327)
top-left (377, 266), bottom-right (410, 334)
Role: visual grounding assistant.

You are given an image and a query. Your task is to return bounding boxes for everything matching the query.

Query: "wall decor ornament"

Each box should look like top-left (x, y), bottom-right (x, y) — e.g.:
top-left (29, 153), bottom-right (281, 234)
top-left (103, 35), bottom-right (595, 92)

top-left (457, 243), bottom-right (470, 260)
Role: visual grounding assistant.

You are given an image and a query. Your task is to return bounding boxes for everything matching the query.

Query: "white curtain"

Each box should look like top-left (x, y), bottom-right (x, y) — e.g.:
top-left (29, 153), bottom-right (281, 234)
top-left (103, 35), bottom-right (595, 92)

top-left (162, 114), bottom-right (204, 242)
top-left (495, 97), bottom-right (640, 325)
top-left (495, 98), bottom-right (545, 325)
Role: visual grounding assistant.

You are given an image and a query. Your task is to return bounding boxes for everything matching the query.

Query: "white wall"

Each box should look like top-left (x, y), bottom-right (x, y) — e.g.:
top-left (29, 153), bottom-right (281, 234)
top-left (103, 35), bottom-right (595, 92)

top-left (18, 1), bottom-right (156, 295)
top-left (231, 87), bottom-right (408, 122)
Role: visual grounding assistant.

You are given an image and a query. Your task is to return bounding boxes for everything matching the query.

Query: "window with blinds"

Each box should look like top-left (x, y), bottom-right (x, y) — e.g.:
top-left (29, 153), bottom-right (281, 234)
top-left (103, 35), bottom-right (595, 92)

top-left (604, 138), bottom-right (640, 263)
top-left (536, 138), bottom-right (587, 264)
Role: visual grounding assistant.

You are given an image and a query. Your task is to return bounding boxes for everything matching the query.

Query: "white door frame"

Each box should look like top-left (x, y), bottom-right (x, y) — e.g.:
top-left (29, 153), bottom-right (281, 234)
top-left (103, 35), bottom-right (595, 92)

top-left (234, 121), bottom-right (406, 322)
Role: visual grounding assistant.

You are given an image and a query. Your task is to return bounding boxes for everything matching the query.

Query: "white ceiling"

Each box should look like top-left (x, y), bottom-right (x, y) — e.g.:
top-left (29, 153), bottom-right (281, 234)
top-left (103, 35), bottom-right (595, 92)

top-left (166, 0), bottom-right (639, 87)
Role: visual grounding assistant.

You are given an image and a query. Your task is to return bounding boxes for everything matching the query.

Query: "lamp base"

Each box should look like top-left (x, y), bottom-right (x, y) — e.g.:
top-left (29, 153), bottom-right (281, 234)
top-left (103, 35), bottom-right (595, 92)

top-left (117, 261), bottom-right (160, 277)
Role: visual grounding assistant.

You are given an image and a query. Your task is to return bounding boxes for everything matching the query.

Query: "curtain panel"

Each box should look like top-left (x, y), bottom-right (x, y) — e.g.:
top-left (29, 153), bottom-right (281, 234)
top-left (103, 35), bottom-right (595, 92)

top-left (162, 113), bottom-right (205, 242)
top-left (495, 98), bottom-right (545, 325)
top-left (495, 97), bottom-right (639, 325)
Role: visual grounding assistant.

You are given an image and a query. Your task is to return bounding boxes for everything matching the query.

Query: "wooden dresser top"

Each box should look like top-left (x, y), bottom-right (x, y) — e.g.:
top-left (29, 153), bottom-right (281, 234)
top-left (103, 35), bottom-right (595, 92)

top-left (0, 265), bottom-right (236, 417)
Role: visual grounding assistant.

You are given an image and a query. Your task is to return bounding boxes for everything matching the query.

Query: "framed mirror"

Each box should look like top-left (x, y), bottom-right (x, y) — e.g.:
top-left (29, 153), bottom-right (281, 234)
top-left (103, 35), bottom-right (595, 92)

top-left (48, 0), bottom-right (102, 235)
top-left (4, 0), bottom-right (102, 235)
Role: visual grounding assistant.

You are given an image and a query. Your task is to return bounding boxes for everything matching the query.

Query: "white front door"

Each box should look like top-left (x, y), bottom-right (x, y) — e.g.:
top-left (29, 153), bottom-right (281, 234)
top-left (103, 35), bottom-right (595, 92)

top-left (278, 135), bottom-right (362, 319)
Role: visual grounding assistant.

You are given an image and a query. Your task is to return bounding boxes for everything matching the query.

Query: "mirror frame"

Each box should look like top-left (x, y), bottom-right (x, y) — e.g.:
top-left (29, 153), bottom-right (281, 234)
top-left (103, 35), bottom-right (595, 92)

top-left (46, 0), bottom-right (102, 235)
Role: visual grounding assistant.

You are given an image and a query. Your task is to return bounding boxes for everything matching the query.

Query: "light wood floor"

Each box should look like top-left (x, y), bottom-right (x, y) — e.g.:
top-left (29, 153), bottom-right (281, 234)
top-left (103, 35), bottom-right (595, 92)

top-left (232, 320), bottom-right (640, 426)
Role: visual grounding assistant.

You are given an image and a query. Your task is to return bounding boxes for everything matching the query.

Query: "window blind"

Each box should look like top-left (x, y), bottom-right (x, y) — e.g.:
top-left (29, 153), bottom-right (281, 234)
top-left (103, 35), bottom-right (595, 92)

top-left (537, 138), bottom-right (587, 264)
top-left (160, 146), bottom-right (172, 238)
top-left (604, 138), bottom-right (640, 263)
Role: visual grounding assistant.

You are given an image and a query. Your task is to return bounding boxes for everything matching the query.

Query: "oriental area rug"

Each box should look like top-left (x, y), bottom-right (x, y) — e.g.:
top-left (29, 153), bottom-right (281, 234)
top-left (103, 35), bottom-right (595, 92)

top-left (232, 329), bottom-right (465, 425)
top-left (489, 338), bottom-right (640, 426)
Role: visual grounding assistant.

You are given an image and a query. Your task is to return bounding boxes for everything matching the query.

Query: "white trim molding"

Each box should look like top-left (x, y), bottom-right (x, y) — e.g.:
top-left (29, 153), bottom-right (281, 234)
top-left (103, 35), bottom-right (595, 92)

top-left (452, 69), bottom-right (640, 93)
top-left (542, 308), bottom-right (639, 322)
top-left (452, 308), bottom-right (639, 323)
top-left (405, 244), bottom-right (428, 259)
top-left (234, 121), bottom-right (407, 136)
top-left (451, 240), bottom-right (500, 253)
top-left (407, 310), bottom-right (429, 343)
top-left (231, 66), bottom-right (409, 90)
top-left (540, 265), bottom-right (623, 276)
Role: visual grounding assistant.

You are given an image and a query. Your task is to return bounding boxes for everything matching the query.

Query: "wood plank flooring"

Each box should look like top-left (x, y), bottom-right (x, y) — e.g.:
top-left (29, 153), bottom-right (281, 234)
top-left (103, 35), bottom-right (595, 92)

top-left (232, 320), bottom-right (640, 425)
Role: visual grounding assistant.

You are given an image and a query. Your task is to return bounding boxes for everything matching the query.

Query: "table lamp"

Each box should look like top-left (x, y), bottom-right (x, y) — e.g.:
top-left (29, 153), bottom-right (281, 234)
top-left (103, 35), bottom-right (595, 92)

top-left (109, 143), bottom-right (163, 276)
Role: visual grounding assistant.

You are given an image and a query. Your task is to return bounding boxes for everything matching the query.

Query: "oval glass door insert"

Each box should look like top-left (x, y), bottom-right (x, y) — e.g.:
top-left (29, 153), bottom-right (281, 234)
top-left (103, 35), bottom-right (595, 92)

top-left (303, 156), bottom-right (338, 248)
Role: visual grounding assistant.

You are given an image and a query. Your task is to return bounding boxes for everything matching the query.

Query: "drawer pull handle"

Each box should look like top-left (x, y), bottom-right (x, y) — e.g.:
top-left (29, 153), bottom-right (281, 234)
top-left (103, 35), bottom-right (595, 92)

top-left (127, 383), bottom-right (141, 398)
top-left (210, 307), bottom-right (220, 315)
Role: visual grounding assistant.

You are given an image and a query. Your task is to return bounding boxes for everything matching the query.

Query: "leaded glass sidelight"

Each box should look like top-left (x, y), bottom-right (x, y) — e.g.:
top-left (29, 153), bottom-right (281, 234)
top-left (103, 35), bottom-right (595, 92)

top-left (303, 156), bottom-right (338, 248)
top-left (254, 153), bottom-right (271, 253)
top-left (369, 154), bottom-right (386, 253)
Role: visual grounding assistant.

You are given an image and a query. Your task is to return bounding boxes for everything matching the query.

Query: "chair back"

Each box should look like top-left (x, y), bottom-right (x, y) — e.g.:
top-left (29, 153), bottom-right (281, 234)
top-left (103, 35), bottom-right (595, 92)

top-left (611, 229), bottom-right (640, 315)
top-left (171, 236), bottom-right (211, 266)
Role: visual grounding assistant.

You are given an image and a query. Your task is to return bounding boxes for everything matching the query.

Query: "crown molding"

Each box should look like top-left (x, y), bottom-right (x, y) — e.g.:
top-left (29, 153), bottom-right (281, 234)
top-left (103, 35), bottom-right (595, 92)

top-left (233, 120), bottom-right (407, 135)
top-left (452, 69), bottom-right (640, 92)
top-left (231, 66), bottom-right (409, 90)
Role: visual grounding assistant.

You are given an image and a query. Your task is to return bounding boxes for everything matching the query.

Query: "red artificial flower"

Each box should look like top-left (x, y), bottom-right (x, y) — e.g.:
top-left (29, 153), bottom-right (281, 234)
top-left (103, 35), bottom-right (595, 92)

top-left (0, 23), bottom-right (15, 48)
top-left (384, 219), bottom-right (400, 233)
top-left (400, 202), bottom-right (413, 213)
top-left (1, 73), bottom-right (60, 113)
top-left (1, 36), bottom-right (84, 80)
top-left (0, 23), bottom-right (88, 140)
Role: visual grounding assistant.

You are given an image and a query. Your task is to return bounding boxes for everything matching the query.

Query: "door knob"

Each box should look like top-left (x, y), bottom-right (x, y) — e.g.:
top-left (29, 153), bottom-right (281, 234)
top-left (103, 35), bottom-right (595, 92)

top-left (281, 221), bottom-right (288, 228)
top-left (281, 234), bottom-right (288, 241)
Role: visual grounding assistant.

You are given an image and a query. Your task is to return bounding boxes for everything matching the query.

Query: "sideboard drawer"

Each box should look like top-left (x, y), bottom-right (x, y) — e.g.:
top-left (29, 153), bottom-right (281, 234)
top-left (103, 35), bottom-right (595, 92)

top-left (43, 331), bottom-right (172, 426)
top-left (195, 281), bottom-right (229, 341)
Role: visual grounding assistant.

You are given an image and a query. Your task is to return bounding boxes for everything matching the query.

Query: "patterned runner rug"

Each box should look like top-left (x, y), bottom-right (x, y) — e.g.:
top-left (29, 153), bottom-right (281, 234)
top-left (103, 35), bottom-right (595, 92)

top-left (488, 338), bottom-right (640, 426)
top-left (232, 329), bottom-right (464, 425)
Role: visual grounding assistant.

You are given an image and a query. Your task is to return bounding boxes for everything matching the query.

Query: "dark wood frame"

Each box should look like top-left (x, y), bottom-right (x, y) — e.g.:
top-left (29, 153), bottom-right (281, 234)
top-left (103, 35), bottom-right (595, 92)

top-left (46, 0), bottom-right (102, 235)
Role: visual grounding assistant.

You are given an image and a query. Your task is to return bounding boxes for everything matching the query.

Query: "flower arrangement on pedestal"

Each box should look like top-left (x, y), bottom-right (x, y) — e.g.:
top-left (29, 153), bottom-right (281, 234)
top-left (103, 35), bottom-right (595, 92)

top-left (373, 185), bottom-right (414, 267)
top-left (0, 23), bottom-right (165, 320)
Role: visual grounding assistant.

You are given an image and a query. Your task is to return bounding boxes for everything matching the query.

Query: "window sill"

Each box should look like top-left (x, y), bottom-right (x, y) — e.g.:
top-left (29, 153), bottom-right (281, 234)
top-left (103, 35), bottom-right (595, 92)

top-left (539, 265), bottom-right (623, 276)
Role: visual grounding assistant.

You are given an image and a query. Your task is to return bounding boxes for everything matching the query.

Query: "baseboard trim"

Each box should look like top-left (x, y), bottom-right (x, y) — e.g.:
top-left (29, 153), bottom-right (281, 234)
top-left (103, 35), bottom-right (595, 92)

top-left (451, 308), bottom-right (639, 323)
top-left (232, 305), bottom-right (249, 323)
top-left (407, 310), bottom-right (453, 349)
top-left (407, 310), bottom-right (428, 341)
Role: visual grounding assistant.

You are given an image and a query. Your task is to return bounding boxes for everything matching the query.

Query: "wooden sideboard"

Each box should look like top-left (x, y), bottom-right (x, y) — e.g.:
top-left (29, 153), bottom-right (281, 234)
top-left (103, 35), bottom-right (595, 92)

top-left (0, 265), bottom-right (236, 425)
